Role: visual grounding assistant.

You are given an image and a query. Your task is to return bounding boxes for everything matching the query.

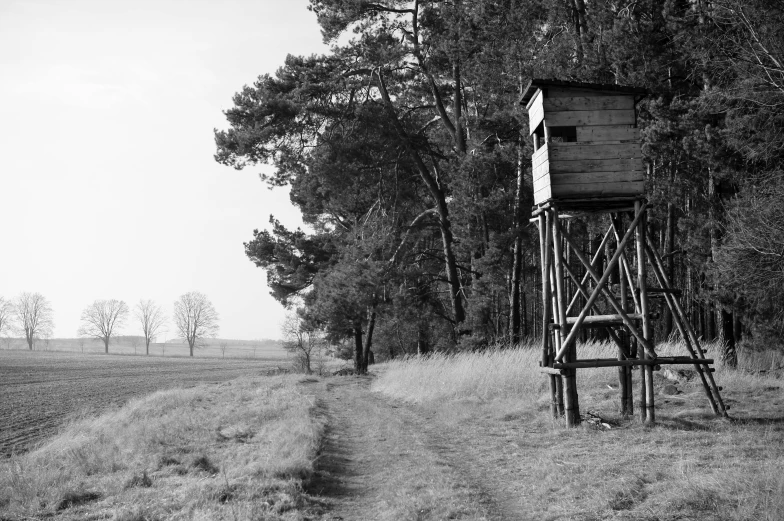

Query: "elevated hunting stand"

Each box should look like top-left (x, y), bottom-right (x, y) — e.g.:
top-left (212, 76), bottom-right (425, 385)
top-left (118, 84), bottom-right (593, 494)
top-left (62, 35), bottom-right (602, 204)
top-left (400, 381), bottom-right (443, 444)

top-left (521, 79), bottom-right (728, 427)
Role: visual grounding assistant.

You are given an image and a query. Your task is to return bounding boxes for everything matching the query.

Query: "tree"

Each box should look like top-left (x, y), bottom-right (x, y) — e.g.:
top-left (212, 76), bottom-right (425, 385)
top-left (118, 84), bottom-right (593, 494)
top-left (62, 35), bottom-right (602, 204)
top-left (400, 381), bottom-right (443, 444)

top-left (135, 299), bottom-right (167, 355)
top-left (0, 297), bottom-right (12, 340)
top-left (173, 292), bottom-right (219, 357)
top-left (220, 341), bottom-right (228, 358)
top-left (78, 299), bottom-right (129, 354)
top-left (14, 292), bottom-right (54, 350)
top-left (281, 310), bottom-right (323, 374)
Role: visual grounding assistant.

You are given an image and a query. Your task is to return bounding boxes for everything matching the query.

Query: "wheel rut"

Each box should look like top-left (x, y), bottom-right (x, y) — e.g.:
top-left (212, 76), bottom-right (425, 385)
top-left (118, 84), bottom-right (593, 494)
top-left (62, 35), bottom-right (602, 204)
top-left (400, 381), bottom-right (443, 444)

top-left (307, 376), bottom-right (531, 521)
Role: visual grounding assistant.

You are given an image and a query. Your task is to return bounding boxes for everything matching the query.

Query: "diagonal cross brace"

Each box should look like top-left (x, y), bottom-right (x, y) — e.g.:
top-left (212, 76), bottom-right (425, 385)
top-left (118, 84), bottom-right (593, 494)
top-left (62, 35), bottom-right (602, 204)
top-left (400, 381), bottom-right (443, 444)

top-left (553, 203), bottom-right (655, 362)
top-left (566, 225), bottom-right (613, 316)
top-left (611, 217), bottom-right (642, 314)
top-left (559, 254), bottom-right (633, 360)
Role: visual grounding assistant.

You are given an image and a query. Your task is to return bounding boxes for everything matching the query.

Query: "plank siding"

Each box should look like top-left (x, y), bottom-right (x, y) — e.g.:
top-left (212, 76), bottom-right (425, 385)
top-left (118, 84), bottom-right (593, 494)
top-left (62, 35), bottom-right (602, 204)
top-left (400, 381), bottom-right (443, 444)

top-left (550, 157), bottom-right (643, 174)
top-left (533, 172), bottom-right (550, 195)
top-left (533, 160), bottom-right (549, 182)
top-left (576, 125), bottom-right (639, 142)
top-left (545, 109), bottom-right (635, 127)
top-left (532, 143), bottom-right (549, 168)
top-left (528, 90), bottom-right (544, 135)
top-left (549, 171), bottom-right (644, 185)
top-left (533, 183), bottom-right (552, 205)
top-left (553, 181), bottom-right (644, 198)
top-left (543, 96), bottom-right (634, 112)
top-left (549, 142), bottom-right (641, 161)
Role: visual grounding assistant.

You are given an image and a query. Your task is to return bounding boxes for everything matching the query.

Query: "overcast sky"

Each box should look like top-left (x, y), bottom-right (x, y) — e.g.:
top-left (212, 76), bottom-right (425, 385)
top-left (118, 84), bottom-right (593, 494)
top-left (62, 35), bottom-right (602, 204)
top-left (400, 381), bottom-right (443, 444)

top-left (0, 0), bottom-right (328, 340)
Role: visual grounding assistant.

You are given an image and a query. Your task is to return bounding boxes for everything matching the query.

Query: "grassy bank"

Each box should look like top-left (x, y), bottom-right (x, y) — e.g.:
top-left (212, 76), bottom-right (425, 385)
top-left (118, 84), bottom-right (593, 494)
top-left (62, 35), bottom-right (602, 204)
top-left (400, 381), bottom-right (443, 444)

top-left (0, 375), bottom-right (326, 520)
top-left (373, 341), bottom-right (784, 520)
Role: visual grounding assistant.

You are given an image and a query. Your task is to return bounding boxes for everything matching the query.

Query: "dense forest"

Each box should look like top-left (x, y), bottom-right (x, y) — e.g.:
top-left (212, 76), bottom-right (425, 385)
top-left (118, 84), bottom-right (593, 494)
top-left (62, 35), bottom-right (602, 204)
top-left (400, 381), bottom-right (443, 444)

top-left (214, 0), bottom-right (784, 373)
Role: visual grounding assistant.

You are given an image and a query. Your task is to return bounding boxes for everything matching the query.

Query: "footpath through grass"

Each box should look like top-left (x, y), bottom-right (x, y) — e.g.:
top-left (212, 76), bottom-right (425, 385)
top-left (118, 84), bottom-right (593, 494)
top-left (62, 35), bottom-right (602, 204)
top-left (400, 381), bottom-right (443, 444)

top-left (0, 375), bottom-right (326, 520)
top-left (373, 341), bottom-right (784, 520)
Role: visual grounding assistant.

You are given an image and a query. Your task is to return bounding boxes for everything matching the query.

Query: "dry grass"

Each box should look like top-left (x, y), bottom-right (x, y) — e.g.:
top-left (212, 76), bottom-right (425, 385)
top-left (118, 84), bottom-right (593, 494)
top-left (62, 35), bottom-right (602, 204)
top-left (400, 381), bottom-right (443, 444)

top-left (373, 340), bottom-right (784, 520)
top-left (0, 375), bottom-right (326, 520)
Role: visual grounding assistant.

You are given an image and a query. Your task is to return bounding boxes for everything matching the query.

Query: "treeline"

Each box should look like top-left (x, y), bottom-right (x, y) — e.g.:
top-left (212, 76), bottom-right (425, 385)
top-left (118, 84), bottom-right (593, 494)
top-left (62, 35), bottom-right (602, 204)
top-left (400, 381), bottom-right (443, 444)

top-left (215, 0), bottom-right (784, 372)
top-left (0, 292), bottom-right (219, 357)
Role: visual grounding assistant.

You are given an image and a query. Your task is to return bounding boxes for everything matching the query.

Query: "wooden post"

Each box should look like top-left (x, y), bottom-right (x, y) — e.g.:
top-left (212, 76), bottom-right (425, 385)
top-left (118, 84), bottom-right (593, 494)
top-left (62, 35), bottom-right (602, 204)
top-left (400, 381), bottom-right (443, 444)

top-left (615, 213), bottom-right (630, 416)
top-left (538, 212), bottom-right (558, 419)
top-left (549, 258), bottom-right (565, 417)
top-left (553, 207), bottom-right (579, 426)
top-left (636, 200), bottom-right (655, 425)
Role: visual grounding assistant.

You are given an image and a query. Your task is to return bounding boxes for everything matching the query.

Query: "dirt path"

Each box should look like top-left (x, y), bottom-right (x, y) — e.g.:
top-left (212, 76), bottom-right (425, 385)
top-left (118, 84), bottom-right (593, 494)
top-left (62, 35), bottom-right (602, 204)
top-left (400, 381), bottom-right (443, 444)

top-left (307, 376), bottom-right (535, 521)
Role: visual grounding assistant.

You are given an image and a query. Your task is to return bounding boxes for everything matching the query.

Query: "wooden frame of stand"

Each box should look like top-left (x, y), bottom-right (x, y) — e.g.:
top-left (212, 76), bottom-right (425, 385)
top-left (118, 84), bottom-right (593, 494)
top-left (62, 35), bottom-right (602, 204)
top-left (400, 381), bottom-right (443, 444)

top-left (534, 198), bottom-right (728, 427)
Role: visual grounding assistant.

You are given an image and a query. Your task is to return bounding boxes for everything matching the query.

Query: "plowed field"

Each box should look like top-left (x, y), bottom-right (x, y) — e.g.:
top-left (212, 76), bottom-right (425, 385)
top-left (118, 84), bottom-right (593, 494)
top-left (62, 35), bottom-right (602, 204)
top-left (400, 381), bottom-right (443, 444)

top-left (0, 351), bottom-right (287, 457)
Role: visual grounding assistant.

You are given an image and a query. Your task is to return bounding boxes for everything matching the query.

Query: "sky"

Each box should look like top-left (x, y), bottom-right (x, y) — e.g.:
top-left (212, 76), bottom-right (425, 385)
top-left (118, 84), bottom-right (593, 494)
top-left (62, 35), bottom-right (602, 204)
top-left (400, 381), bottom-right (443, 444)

top-left (0, 0), bottom-right (329, 340)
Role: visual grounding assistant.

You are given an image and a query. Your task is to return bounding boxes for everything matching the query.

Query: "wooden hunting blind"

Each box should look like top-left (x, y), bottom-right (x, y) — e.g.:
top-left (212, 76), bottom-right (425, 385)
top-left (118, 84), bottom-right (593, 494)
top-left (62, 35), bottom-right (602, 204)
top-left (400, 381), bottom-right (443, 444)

top-left (525, 80), bottom-right (645, 206)
top-left (521, 79), bottom-right (728, 427)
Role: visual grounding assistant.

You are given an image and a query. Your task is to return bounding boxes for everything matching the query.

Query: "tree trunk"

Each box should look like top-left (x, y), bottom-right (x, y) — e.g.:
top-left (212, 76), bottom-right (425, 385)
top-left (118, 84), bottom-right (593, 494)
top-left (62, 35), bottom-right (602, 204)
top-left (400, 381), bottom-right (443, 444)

top-left (375, 70), bottom-right (464, 327)
top-left (417, 323), bottom-right (430, 355)
top-left (354, 323), bottom-right (364, 374)
top-left (362, 307), bottom-right (376, 373)
top-left (146, 340), bottom-right (150, 355)
top-left (663, 202), bottom-right (675, 336)
top-left (722, 309), bottom-right (737, 369)
top-left (189, 343), bottom-right (194, 357)
top-left (706, 303), bottom-right (716, 341)
top-left (734, 314), bottom-right (743, 344)
top-left (509, 131), bottom-right (524, 346)
top-left (104, 338), bottom-right (109, 354)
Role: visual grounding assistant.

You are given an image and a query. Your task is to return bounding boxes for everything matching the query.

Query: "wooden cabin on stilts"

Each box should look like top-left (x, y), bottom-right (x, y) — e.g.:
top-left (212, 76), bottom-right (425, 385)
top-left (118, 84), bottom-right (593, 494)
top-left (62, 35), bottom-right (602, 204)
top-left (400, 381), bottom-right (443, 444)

top-left (521, 79), bottom-right (729, 427)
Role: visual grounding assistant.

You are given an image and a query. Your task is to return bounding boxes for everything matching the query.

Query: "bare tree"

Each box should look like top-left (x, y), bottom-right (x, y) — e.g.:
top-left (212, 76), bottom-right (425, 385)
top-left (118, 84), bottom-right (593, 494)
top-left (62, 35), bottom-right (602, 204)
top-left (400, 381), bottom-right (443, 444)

top-left (78, 299), bottom-right (129, 354)
top-left (220, 341), bottom-right (228, 358)
top-left (135, 299), bottom-right (167, 355)
top-left (14, 292), bottom-right (54, 350)
top-left (78, 337), bottom-right (86, 353)
top-left (0, 297), bottom-right (13, 342)
top-left (281, 311), bottom-right (322, 374)
top-left (173, 291), bottom-right (219, 357)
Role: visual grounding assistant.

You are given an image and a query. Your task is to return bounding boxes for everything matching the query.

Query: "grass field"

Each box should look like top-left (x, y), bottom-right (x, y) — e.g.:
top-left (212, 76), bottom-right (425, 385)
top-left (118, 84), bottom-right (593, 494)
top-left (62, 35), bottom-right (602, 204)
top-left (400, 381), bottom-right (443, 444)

top-left (373, 340), bottom-right (784, 520)
top-left (0, 350), bottom-right (293, 458)
top-left (0, 374), bottom-right (326, 520)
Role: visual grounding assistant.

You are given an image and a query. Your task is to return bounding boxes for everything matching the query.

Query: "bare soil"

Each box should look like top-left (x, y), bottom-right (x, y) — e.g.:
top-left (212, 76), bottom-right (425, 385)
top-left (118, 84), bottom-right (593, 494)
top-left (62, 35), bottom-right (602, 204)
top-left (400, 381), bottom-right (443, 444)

top-left (0, 350), bottom-right (286, 457)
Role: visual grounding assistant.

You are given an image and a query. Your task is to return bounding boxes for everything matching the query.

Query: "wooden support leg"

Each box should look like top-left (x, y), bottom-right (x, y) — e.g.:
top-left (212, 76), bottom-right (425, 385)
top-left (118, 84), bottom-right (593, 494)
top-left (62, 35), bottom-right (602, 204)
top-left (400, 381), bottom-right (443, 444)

top-left (636, 200), bottom-right (655, 425)
top-left (627, 337), bottom-right (636, 417)
top-left (638, 360), bottom-right (647, 423)
top-left (552, 208), bottom-right (579, 427)
top-left (538, 212), bottom-right (558, 420)
top-left (549, 260), bottom-right (565, 417)
top-left (616, 213), bottom-right (630, 416)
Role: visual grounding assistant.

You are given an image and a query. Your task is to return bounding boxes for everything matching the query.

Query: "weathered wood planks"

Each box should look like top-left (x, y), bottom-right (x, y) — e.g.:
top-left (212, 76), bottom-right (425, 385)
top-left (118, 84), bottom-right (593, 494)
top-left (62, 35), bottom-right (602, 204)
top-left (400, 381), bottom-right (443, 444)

top-left (545, 109), bottom-right (636, 127)
top-left (548, 142), bottom-right (641, 161)
top-left (526, 84), bottom-right (644, 206)
top-left (528, 90), bottom-right (544, 134)
top-left (577, 125), bottom-right (638, 142)
top-left (543, 96), bottom-right (635, 112)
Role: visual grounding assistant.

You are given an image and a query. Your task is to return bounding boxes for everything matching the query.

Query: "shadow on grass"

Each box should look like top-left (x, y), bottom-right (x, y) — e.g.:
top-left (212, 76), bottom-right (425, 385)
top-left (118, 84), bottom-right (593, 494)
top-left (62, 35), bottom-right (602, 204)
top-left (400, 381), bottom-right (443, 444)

top-left (729, 416), bottom-right (784, 426)
top-left (304, 400), bottom-right (356, 503)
